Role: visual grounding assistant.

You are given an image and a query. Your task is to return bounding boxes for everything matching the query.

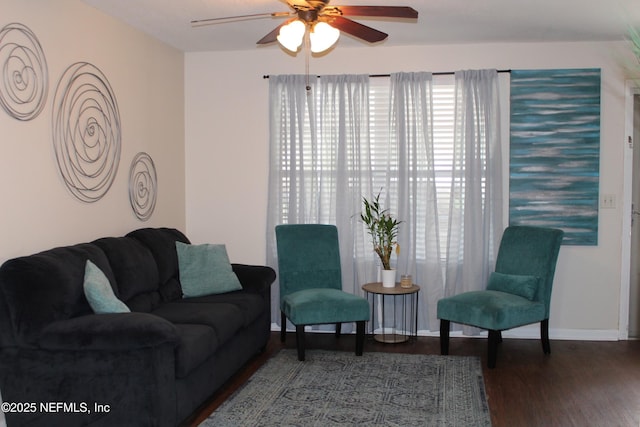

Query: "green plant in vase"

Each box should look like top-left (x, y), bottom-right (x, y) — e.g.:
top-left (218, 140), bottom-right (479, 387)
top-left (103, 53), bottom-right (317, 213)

top-left (360, 190), bottom-right (402, 273)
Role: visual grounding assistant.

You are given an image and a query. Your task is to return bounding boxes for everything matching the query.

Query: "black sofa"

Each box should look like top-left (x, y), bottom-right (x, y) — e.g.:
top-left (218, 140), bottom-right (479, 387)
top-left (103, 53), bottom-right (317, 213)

top-left (0, 227), bottom-right (275, 426)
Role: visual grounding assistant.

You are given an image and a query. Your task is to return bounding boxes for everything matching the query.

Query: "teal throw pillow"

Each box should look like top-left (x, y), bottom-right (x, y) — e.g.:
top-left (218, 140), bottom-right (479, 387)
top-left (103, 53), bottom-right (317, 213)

top-left (176, 242), bottom-right (243, 297)
top-left (83, 260), bottom-right (130, 314)
top-left (486, 271), bottom-right (540, 301)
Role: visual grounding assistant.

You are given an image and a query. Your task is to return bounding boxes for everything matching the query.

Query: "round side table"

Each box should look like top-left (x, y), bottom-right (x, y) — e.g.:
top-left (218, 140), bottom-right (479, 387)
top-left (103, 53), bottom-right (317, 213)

top-left (362, 282), bottom-right (420, 343)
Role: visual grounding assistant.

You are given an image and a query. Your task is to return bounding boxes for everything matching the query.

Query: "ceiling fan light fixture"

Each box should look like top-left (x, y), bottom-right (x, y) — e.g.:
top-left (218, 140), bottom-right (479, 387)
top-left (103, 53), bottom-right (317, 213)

top-left (310, 22), bottom-right (340, 53)
top-left (277, 19), bottom-right (306, 52)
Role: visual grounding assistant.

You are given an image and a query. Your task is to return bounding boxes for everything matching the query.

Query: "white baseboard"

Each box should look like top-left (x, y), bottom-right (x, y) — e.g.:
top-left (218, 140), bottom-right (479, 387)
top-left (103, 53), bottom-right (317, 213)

top-left (416, 327), bottom-right (620, 341)
top-left (419, 327), bottom-right (620, 341)
top-left (271, 323), bottom-right (621, 341)
top-left (501, 326), bottom-right (620, 341)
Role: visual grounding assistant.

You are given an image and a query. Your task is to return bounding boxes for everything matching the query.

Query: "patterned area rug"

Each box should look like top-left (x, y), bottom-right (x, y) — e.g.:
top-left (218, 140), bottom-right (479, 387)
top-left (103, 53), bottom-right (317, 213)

top-left (201, 350), bottom-right (491, 426)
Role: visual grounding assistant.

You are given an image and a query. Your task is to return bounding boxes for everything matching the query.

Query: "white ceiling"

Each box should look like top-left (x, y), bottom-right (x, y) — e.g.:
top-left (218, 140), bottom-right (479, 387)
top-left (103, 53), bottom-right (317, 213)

top-left (82, 0), bottom-right (640, 52)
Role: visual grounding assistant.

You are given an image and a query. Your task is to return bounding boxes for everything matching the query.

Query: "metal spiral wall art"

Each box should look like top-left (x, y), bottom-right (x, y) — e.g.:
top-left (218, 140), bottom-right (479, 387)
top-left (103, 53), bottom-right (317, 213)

top-left (0, 23), bottom-right (48, 121)
top-left (129, 152), bottom-right (157, 221)
top-left (52, 62), bottom-right (121, 203)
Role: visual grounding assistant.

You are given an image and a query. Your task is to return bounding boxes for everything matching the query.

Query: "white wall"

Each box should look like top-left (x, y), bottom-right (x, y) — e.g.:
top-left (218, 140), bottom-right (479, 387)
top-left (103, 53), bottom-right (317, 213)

top-left (0, 0), bottom-right (186, 264)
top-left (185, 40), bottom-right (637, 338)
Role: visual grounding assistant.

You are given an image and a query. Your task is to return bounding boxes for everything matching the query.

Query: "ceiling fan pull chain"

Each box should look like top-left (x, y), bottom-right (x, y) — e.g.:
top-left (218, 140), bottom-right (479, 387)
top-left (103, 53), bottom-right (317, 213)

top-left (305, 30), bottom-right (311, 92)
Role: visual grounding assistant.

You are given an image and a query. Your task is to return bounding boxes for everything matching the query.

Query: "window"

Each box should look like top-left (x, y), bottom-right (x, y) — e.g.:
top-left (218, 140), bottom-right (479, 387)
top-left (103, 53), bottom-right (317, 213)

top-left (369, 75), bottom-right (456, 257)
top-left (275, 75), bottom-right (458, 259)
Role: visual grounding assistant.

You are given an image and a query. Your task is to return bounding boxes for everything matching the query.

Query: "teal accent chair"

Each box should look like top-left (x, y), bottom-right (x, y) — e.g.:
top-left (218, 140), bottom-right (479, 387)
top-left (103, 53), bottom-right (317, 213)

top-left (275, 224), bottom-right (370, 361)
top-left (437, 226), bottom-right (564, 368)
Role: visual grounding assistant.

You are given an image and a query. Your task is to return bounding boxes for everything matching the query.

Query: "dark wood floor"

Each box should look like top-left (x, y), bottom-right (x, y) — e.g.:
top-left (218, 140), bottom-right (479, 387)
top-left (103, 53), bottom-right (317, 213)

top-left (183, 332), bottom-right (640, 427)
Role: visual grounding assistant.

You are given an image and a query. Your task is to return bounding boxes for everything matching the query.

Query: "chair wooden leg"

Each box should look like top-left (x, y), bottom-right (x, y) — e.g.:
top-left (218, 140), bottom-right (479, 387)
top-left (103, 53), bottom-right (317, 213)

top-left (280, 312), bottom-right (287, 343)
top-left (355, 321), bottom-right (365, 356)
top-left (440, 320), bottom-right (450, 355)
top-left (541, 319), bottom-right (551, 354)
top-left (295, 325), bottom-right (305, 361)
top-left (335, 322), bottom-right (342, 337)
top-left (488, 330), bottom-right (500, 369)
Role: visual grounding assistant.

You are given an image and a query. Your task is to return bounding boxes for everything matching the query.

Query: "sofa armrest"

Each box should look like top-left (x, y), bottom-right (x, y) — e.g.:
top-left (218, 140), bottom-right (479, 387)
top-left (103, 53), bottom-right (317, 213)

top-left (38, 312), bottom-right (179, 351)
top-left (232, 264), bottom-right (276, 294)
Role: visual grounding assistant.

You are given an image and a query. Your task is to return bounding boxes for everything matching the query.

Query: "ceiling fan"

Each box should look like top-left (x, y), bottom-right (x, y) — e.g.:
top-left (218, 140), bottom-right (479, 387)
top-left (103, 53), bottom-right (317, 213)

top-left (191, 0), bottom-right (418, 53)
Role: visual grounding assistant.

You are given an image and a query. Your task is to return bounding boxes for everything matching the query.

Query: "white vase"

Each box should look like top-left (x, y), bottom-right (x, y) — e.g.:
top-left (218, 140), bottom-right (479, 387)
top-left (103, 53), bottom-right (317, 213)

top-left (381, 269), bottom-right (396, 288)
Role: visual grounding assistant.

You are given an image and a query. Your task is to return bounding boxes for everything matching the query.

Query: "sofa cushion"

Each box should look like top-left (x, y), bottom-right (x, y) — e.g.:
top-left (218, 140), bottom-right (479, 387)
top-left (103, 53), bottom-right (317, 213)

top-left (175, 242), bottom-right (242, 297)
top-left (124, 292), bottom-right (162, 313)
top-left (92, 237), bottom-right (160, 311)
top-left (83, 261), bottom-right (130, 314)
top-left (171, 324), bottom-right (217, 378)
top-left (180, 292), bottom-right (265, 327)
top-left (151, 303), bottom-right (244, 347)
top-left (127, 228), bottom-right (190, 302)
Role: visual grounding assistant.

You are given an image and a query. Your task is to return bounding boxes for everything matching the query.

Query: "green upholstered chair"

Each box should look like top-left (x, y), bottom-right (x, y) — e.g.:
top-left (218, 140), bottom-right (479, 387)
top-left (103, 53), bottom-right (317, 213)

top-left (275, 224), bottom-right (370, 361)
top-left (437, 225), bottom-right (564, 368)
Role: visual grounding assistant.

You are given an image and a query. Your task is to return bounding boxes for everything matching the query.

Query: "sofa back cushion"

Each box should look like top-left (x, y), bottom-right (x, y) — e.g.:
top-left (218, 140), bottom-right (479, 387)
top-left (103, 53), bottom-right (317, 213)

top-left (127, 228), bottom-right (190, 302)
top-left (92, 236), bottom-right (161, 312)
top-left (0, 243), bottom-right (116, 347)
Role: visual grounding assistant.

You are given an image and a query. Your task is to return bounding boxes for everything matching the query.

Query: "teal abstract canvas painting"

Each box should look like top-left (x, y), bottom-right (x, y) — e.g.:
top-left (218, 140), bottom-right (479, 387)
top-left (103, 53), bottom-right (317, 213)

top-left (510, 68), bottom-right (601, 245)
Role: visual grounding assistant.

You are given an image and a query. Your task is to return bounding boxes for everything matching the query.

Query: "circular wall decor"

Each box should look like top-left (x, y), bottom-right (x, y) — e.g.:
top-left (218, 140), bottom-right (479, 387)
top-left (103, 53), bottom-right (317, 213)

top-left (0, 22), bottom-right (48, 121)
top-left (129, 152), bottom-right (157, 221)
top-left (52, 62), bottom-right (121, 203)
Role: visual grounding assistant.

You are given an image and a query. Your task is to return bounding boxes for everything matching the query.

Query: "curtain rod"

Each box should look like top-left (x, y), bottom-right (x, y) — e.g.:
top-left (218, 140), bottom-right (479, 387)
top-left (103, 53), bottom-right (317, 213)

top-left (263, 70), bottom-right (511, 79)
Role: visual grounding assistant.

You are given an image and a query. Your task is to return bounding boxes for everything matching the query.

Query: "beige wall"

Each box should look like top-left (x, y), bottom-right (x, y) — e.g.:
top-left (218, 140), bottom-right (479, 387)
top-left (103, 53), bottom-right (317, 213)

top-left (0, 0), bottom-right (186, 264)
top-left (185, 41), bottom-right (636, 338)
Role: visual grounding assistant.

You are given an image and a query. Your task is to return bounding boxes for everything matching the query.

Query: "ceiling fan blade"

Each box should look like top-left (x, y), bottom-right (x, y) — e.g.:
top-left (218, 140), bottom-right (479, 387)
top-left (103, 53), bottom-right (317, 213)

top-left (328, 16), bottom-right (387, 43)
top-left (191, 12), bottom-right (291, 27)
top-left (332, 6), bottom-right (418, 19)
top-left (257, 19), bottom-right (295, 45)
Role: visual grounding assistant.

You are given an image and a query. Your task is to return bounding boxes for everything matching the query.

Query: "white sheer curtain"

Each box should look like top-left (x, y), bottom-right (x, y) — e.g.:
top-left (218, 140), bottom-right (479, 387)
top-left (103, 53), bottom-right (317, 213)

top-left (444, 69), bottom-right (504, 334)
top-left (265, 74), bottom-right (372, 330)
top-left (388, 72), bottom-right (443, 330)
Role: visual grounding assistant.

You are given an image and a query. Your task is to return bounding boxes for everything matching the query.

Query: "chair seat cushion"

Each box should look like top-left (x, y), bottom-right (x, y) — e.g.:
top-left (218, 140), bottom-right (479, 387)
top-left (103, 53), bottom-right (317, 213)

top-left (282, 288), bottom-right (369, 326)
top-left (437, 290), bottom-right (546, 331)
